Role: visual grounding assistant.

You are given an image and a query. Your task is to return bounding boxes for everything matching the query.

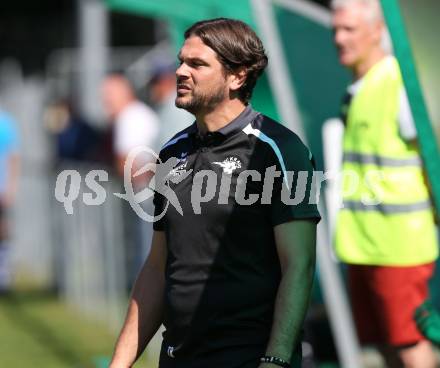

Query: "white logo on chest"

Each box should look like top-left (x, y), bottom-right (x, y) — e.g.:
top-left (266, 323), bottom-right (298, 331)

top-left (167, 152), bottom-right (191, 183)
top-left (212, 156), bottom-right (242, 174)
top-left (169, 161), bottom-right (187, 176)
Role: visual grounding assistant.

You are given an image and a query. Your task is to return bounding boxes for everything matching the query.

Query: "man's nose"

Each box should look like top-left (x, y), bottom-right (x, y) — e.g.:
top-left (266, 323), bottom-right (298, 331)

top-left (334, 30), bottom-right (345, 46)
top-left (176, 63), bottom-right (189, 79)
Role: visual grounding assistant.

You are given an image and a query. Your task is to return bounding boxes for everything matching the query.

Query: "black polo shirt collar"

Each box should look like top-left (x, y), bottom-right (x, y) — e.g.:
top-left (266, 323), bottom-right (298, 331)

top-left (187, 104), bottom-right (259, 141)
top-left (217, 104), bottom-right (259, 135)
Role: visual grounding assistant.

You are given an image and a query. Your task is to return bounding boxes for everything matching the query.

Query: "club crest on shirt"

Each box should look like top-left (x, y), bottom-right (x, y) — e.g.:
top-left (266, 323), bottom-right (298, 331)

top-left (212, 156), bottom-right (242, 174)
top-left (168, 161), bottom-right (190, 183)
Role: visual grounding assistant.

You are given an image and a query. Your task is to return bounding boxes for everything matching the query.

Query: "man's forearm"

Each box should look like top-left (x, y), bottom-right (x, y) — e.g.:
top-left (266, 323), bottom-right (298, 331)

top-left (110, 282), bottom-right (163, 367)
top-left (110, 236), bottom-right (166, 367)
top-left (110, 300), bottom-right (157, 367)
top-left (264, 260), bottom-right (315, 363)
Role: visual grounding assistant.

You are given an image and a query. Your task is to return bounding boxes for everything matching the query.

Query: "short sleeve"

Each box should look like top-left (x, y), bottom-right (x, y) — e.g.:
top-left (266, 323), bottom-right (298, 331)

top-left (268, 135), bottom-right (321, 226)
top-left (152, 156), bottom-right (166, 231)
top-left (153, 191), bottom-right (166, 231)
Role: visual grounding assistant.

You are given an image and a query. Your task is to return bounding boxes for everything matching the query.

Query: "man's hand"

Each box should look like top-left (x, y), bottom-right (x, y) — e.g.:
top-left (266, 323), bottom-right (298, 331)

top-left (414, 300), bottom-right (440, 346)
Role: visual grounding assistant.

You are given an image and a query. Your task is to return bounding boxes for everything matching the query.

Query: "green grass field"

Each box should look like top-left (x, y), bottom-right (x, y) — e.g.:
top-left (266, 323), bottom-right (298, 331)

top-left (9, 288), bottom-right (437, 368)
top-left (0, 289), bottom-right (151, 368)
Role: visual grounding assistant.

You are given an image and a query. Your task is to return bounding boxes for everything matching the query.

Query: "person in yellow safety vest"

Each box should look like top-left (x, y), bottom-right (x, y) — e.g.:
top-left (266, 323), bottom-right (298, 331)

top-left (331, 0), bottom-right (438, 367)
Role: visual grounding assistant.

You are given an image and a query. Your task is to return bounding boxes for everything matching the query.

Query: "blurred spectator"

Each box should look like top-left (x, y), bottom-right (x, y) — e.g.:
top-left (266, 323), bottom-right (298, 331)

top-left (102, 73), bottom-right (159, 180)
top-left (101, 73), bottom-right (159, 286)
top-left (45, 99), bottom-right (100, 163)
top-left (331, 0), bottom-right (438, 367)
top-left (0, 107), bottom-right (19, 293)
top-left (148, 62), bottom-right (193, 147)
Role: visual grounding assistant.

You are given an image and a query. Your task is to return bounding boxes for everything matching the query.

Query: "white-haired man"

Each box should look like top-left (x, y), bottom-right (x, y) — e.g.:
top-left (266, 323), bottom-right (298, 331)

top-left (332, 1), bottom-right (438, 367)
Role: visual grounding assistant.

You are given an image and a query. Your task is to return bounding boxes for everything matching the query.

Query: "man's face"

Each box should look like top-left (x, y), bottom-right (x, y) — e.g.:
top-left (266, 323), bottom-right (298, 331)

top-left (101, 77), bottom-right (130, 119)
top-left (332, 3), bottom-right (382, 68)
top-left (175, 36), bottom-right (230, 114)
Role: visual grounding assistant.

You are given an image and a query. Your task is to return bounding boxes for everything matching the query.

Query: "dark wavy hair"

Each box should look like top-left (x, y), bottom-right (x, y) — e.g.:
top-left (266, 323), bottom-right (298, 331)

top-left (184, 18), bottom-right (268, 103)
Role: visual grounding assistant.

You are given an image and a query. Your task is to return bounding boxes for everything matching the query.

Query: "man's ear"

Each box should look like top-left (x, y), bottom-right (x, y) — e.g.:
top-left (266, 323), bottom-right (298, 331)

top-left (372, 21), bottom-right (384, 45)
top-left (229, 68), bottom-right (247, 92)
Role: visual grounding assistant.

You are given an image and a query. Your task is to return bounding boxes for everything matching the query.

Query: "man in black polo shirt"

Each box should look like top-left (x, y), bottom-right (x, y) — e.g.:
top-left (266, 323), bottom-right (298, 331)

top-left (110, 18), bottom-right (320, 368)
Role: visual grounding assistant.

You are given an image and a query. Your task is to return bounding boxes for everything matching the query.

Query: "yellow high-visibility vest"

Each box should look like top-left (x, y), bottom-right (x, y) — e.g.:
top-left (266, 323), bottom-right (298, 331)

top-left (335, 56), bottom-right (438, 266)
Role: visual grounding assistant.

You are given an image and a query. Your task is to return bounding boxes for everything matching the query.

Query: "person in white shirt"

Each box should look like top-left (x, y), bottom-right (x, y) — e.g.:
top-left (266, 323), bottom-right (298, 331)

top-left (102, 74), bottom-right (160, 284)
top-left (102, 74), bottom-right (159, 184)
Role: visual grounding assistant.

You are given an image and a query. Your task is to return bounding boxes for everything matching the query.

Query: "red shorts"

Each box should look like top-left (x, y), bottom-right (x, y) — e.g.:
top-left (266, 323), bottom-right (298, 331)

top-left (348, 263), bottom-right (435, 347)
